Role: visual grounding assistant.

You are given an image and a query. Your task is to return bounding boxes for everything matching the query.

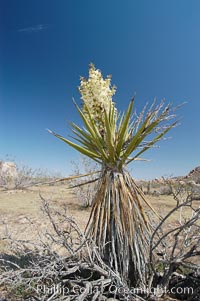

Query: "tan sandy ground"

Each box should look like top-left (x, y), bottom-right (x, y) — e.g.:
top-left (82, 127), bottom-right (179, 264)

top-left (0, 185), bottom-right (199, 301)
top-left (0, 184), bottom-right (90, 253)
top-left (0, 184), bottom-right (198, 253)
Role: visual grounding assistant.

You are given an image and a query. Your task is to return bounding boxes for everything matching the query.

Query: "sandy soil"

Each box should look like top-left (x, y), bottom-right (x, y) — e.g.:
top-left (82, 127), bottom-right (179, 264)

top-left (0, 184), bottom-right (198, 253)
top-left (0, 184), bottom-right (90, 253)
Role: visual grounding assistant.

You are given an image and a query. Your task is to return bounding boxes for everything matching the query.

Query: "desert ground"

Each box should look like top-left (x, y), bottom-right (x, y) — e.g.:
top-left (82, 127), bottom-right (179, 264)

top-left (0, 181), bottom-right (199, 301)
top-left (0, 182), bottom-right (196, 254)
top-left (0, 184), bottom-right (90, 254)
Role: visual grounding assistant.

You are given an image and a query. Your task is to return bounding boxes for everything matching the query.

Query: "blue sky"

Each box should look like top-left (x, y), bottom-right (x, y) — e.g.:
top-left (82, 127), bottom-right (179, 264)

top-left (1, 0), bottom-right (200, 179)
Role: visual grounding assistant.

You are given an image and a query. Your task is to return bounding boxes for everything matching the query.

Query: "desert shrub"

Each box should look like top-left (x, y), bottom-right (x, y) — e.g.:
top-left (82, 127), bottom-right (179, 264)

top-left (159, 185), bottom-right (173, 195)
top-left (150, 182), bottom-right (200, 300)
top-left (70, 156), bottom-right (100, 207)
top-left (0, 159), bottom-right (53, 190)
top-left (185, 182), bottom-right (200, 200)
top-left (143, 181), bottom-right (173, 196)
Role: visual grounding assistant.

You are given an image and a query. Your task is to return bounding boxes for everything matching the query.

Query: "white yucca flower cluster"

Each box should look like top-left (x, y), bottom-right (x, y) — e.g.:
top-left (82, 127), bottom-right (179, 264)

top-left (78, 63), bottom-right (117, 131)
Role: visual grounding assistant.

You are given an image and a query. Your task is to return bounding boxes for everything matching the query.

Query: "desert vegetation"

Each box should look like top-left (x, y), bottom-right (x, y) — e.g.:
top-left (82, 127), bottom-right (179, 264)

top-left (69, 157), bottom-right (99, 208)
top-left (0, 175), bottom-right (199, 301)
top-left (0, 65), bottom-right (199, 301)
top-left (49, 64), bottom-right (178, 286)
top-left (0, 159), bottom-right (54, 191)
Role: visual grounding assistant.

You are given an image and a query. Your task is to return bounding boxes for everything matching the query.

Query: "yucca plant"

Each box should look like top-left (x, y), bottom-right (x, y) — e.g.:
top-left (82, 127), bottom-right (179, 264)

top-left (49, 64), bottom-right (177, 286)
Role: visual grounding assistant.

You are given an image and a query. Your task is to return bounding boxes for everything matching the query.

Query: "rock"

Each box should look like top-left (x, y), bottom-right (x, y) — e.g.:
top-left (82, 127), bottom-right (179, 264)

top-left (0, 161), bottom-right (17, 178)
top-left (186, 166), bottom-right (200, 184)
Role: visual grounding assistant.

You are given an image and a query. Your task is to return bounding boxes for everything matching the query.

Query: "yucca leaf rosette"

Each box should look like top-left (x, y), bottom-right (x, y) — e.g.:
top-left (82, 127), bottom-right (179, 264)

top-left (49, 64), bottom-right (177, 285)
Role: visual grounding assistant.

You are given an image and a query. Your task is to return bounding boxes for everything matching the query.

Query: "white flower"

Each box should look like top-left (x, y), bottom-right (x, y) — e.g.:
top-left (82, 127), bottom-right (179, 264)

top-left (78, 64), bottom-right (117, 129)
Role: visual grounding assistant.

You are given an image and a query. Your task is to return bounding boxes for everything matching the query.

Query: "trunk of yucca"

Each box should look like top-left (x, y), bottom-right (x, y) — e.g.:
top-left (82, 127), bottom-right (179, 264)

top-left (85, 168), bottom-right (154, 286)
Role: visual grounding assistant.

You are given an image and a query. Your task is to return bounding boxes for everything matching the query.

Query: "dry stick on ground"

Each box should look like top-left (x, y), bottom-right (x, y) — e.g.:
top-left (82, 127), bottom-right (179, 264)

top-left (0, 197), bottom-right (145, 301)
top-left (2, 190), bottom-right (199, 300)
top-left (150, 181), bottom-right (200, 292)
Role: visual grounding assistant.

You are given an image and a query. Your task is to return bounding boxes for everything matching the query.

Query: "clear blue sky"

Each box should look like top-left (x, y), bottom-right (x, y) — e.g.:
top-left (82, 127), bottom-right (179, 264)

top-left (1, 0), bottom-right (200, 179)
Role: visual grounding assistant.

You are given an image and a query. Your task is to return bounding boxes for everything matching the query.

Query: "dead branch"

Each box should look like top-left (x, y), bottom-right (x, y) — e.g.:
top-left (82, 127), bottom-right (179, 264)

top-left (150, 180), bottom-right (200, 297)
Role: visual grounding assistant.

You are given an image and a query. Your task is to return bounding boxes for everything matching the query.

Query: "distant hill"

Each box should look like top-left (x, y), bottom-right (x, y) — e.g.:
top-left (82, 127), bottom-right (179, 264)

top-left (185, 166), bottom-right (200, 184)
top-left (154, 166), bottom-right (200, 184)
